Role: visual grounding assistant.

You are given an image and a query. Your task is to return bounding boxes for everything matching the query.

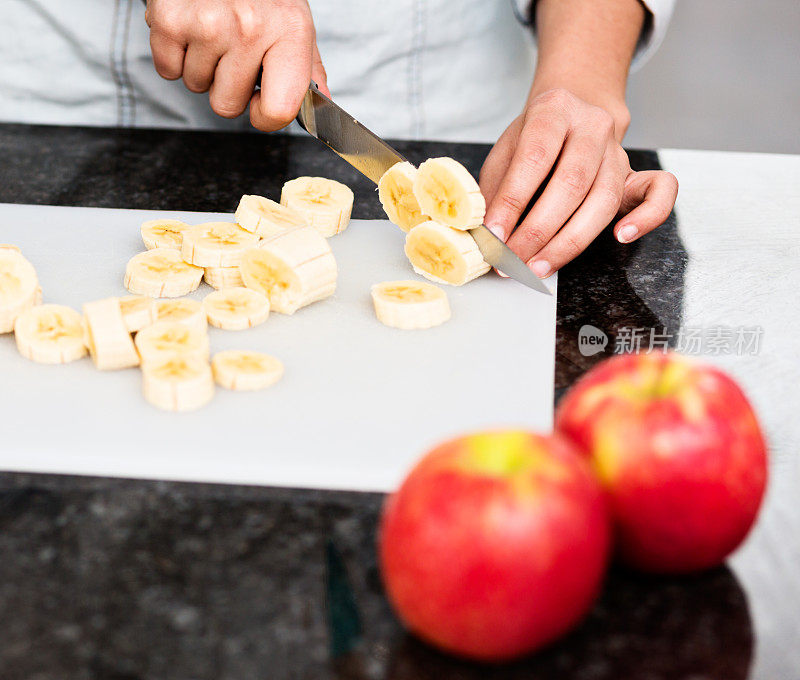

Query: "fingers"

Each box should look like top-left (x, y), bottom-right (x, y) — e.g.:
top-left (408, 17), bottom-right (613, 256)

top-left (613, 170), bottom-right (679, 243)
top-left (483, 110), bottom-right (569, 242)
top-left (149, 20), bottom-right (185, 80)
top-left (478, 116), bottom-right (523, 236)
top-left (527, 153), bottom-right (626, 277)
top-left (505, 128), bottom-right (608, 265)
top-left (208, 49), bottom-right (262, 117)
top-left (250, 20), bottom-right (314, 131)
top-left (182, 41), bottom-right (223, 93)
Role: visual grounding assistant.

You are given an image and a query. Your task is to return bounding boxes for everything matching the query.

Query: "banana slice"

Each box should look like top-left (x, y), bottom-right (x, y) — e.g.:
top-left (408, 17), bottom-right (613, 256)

top-left (378, 162), bottom-right (427, 232)
top-left (0, 244), bottom-right (21, 253)
top-left (119, 295), bottom-right (156, 333)
top-left (240, 226), bottom-right (337, 315)
top-left (141, 219), bottom-right (190, 250)
top-left (280, 177), bottom-right (354, 237)
top-left (203, 266), bottom-right (244, 290)
top-left (124, 248), bottom-right (204, 298)
top-left (14, 304), bottom-right (87, 364)
top-left (0, 248), bottom-right (40, 333)
top-left (413, 157), bottom-right (486, 229)
top-left (203, 287), bottom-right (270, 331)
top-left (134, 321), bottom-right (210, 365)
top-left (212, 350), bottom-right (284, 391)
top-left (404, 221), bottom-right (490, 286)
top-left (83, 298), bottom-right (140, 370)
top-left (235, 194), bottom-right (307, 238)
top-left (371, 280), bottom-right (451, 330)
top-left (181, 222), bottom-right (259, 268)
top-left (154, 298), bottom-right (207, 333)
top-left (142, 355), bottom-right (214, 412)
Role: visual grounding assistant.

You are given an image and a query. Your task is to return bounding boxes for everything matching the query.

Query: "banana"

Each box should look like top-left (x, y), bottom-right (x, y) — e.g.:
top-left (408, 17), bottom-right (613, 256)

top-left (203, 266), bottom-right (244, 290)
top-left (203, 287), bottom-right (270, 331)
top-left (0, 244), bottom-right (21, 253)
top-left (235, 194), bottom-right (307, 238)
top-left (378, 161), bottom-right (427, 232)
top-left (14, 304), bottom-right (87, 364)
top-left (154, 298), bottom-right (207, 333)
top-left (142, 355), bottom-right (214, 412)
top-left (134, 320), bottom-right (210, 365)
top-left (404, 220), bottom-right (490, 286)
top-left (371, 280), bottom-right (451, 330)
top-left (119, 295), bottom-right (156, 333)
top-left (181, 222), bottom-right (259, 268)
top-left (240, 227), bottom-right (337, 315)
top-left (124, 248), bottom-right (204, 298)
top-left (413, 157), bottom-right (485, 229)
top-left (280, 177), bottom-right (354, 237)
top-left (140, 218), bottom-right (190, 250)
top-left (83, 298), bottom-right (140, 370)
top-left (0, 248), bottom-right (40, 333)
top-left (211, 350), bottom-right (284, 391)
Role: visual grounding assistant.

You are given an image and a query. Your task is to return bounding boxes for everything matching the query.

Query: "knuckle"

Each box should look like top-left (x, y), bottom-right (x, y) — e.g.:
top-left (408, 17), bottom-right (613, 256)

top-left (521, 140), bottom-right (550, 169)
top-left (598, 185), bottom-right (623, 214)
top-left (499, 191), bottom-right (527, 216)
top-left (195, 8), bottom-right (224, 40)
top-left (559, 166), bottom-right (590, 195)
top-left (561, 233), bottom-right (585, 259)
top-left (520, 225), bottom-right (549, 251)
top-left (593, 108), bottom-right (615, 136)
top-left (210, 96), bottom-right (245, 119)
top-left (263, 98), bottom-right (298, 127)
top-left (234, 6), bottom-right (266, 44)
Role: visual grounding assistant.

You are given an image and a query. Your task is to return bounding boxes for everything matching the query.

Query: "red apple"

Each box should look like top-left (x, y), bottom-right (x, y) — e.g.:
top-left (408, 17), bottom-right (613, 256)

top-left (555, 351), bottom-right (767, 574)
top-left (379, 431), bottom-right (611, 662)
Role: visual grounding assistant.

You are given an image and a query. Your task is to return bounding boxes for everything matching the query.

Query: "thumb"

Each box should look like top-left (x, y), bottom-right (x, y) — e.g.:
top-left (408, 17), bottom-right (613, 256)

top-left (311, 42), bottom-right (330, 97)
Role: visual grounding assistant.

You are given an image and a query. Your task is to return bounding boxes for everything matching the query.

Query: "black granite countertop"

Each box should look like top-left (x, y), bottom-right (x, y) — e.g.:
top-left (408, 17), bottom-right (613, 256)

top-left (0, 123), bottom-right (794, 680)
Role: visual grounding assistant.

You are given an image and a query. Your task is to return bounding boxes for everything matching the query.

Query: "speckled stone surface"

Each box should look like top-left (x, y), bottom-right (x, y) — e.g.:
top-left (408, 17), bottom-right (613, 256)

top-left (0, 124), bottom-right (772, 680)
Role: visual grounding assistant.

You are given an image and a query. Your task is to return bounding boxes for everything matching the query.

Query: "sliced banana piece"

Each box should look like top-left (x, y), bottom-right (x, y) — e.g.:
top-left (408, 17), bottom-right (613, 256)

top-left (378, 162), bottom-right (427, 232)
top-left (280, 177), bottom-right (354, 237)
top-left (154, 298), bottom-right (207, 333)
top-left (14, 304), bottom-right (87, 364)
top-left (119, 295), bottom-right (156, 333)
top-left (240, 226), bottom-right (337, 315)
top-left (212, 350), bottom-right (284, 391)
top-left (0, 248), bottom-right (40, 333)
top-left (203, 266), bottom-right (244, 290)
top-left (203, 287), bottom-right (270, 330)
top-left (405, 221), bottom-right (490, 286)
top-left (141, 219), bottom-right (190, 250)
top-left (125, 248), bottom-right (203, 298)
top-left (371, 280), bottom-right (451, 330)
top-left (142, 355), bottom-right (214, 412)
top-left (83, 298), bottom-right (140, 370)
top-left (235, 194), bottom-right (307, 238)
top-left (134, 320), bottom-right (210, 365)
top-left (0, 244), bottom-right (21, 253)
top-left (413, 157), bottom-right (486, 229)
top-left (181, 222), bottom-right (259, 268)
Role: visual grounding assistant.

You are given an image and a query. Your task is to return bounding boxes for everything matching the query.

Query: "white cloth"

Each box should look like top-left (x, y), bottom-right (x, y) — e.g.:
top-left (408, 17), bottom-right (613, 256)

top-left (0, 0), bottom-right (675, 143)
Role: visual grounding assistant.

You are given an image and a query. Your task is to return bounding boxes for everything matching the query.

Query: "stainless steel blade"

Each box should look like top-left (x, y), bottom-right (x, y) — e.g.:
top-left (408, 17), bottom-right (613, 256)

top-left (296, 82), bottom-right (551, 294)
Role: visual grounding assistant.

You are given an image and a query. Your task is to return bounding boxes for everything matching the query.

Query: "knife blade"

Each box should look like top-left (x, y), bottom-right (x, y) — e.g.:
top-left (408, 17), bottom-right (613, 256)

top-left (295, 82), bottom-right (551, 295)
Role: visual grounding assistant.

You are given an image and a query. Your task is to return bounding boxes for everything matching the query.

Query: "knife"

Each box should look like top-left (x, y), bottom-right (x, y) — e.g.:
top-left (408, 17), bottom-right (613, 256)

top-left (295, 82), bottom-right (551, 294)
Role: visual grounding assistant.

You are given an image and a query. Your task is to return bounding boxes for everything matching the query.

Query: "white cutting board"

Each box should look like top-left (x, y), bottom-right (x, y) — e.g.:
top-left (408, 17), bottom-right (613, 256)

top-left (0, 203), bottom-right (557, 492)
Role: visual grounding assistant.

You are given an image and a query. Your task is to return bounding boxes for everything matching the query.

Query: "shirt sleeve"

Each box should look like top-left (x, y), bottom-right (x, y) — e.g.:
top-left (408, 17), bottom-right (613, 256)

top-left (512, 0), bottom-right (676, 71)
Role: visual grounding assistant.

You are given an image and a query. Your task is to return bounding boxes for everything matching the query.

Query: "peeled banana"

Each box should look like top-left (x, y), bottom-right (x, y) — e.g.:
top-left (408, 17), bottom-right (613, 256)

top-left (240, 226), bottom-right (337, 315)
top-left (142, 355), bottom-right (214, 412)
top-left (0, 247), bottom-right (40, 333)
top-left (404, 220), bottom-right (490, 286)
top-left (181, 222), bottom-right (259, 268)
top-left (235, 194), bottom-right (307, 238)
top-left (14, 304), bottom-right (87, 364)
top-left (212, 350), bottom-right (284, 391)
top-left (281, 177), bottom-right (354, 238)
top-left (141, 219), bottom-right (190, 250)
top-left (203, 287), bottom-right (270, 331)
top-left (203, 266), bottom-right (244, 290)
top-left (378, 162), bottom-right (427, 232)
top-left (413, 157), bottom-right (485, 229)
top-left (134, 320), bottom-right (210, 365)
top-left (125, 248), bottom-right (203, 298)
top-left (119, 295), bottom-right (156, 333)
top-left (154, 298), bottom-right (207, 333)
top-left (83, 298), bottom-right (140, 370)
top-left (371, 280), bottom-right (451, 330)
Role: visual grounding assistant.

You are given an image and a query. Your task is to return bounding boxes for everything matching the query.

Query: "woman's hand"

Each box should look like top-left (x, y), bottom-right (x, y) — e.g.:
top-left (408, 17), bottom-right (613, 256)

top-left (145, 0), bottom-right (328, 131)
top-left (480, 88), bottom-right (678, 278)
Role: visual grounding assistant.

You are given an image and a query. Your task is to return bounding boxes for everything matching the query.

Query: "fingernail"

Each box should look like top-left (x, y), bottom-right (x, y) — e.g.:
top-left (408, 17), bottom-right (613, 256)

top-left (617, 225), bottom-right (638, 243)
top-left (487, 224), bottom-right (506, 242)
top-left (530, 260), bottom-right (551, 278)
top-left (495, 268), bottom-right (510, 278)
